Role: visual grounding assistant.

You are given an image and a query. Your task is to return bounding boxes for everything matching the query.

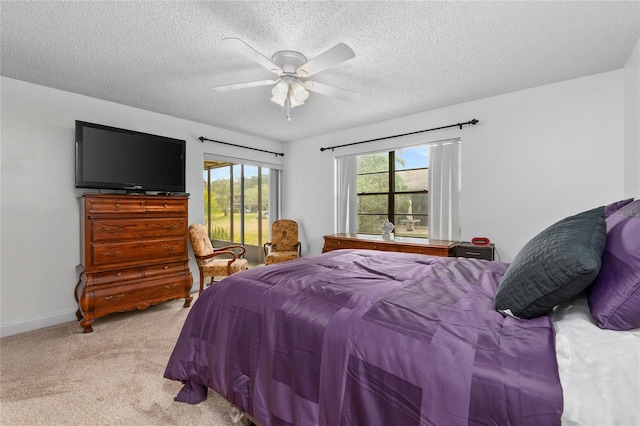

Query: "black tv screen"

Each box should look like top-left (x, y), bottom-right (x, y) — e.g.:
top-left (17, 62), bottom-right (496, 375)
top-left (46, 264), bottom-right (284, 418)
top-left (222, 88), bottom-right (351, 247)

top-left (75, 121), bottom-right (186, 193)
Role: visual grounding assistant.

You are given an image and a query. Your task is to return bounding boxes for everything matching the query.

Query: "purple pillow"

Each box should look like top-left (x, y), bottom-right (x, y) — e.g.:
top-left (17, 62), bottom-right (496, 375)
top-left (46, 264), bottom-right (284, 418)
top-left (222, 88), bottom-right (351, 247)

top-left (588, 199), bottom-right (640, 330)
top-left (604, 198), bottom-right (634, 218)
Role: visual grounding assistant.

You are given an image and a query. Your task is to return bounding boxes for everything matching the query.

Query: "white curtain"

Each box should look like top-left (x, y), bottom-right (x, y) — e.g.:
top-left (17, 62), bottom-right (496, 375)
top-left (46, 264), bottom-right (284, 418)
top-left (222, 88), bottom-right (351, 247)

top-left (269, 169), bottom-right (281, 222)
top-left (335, 156), bottom-right (357, 233)
top-left (428, 141), bottom-right (461, 240)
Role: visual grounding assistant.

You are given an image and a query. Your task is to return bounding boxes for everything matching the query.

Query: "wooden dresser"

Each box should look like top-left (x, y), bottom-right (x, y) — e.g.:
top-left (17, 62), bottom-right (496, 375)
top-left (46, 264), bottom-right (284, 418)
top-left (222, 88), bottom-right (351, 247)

top-left (75, 194), bottom-right (193, 333)
top-left (323, 233), bottom-right (458, 257)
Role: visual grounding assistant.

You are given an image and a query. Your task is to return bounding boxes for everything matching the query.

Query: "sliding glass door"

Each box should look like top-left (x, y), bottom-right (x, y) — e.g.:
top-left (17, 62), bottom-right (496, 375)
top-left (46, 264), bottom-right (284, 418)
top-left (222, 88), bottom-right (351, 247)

top-left (203, 160), bottom-right (273, 265)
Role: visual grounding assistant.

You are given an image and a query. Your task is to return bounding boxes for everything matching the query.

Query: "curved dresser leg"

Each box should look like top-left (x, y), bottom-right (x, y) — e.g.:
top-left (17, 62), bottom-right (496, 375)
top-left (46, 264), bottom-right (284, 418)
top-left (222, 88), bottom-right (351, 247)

top-left (80, 318), bottom-right (94, 333)
top-left (183, 295), bottom-right (193, 308)
top-left (74, 271), bottom-right (86, 322)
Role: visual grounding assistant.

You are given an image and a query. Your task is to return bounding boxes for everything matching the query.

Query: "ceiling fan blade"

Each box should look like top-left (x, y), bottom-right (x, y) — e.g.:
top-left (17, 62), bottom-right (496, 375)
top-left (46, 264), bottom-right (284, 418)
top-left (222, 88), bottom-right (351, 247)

top-left (213, 79), bottom-right (277, 92)
top-left (297, 43), bottom-right (355, 77)
top-left (303, 80), bottom-right (359, 102)
top-left (223, 38), bottom-right (282, 75)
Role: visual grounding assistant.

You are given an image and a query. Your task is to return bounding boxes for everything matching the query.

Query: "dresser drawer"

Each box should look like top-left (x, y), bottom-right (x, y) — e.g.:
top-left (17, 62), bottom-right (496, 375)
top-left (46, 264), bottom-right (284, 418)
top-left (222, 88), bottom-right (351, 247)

top-left (91, 218), bottom-right (186, 241)
top-left (400, 245), bottom-right (452, 256)
top-left (92, 277), bottom-right (189, 316)
top-left (145, 199), bottom-right (187, 213)
top-left (145, 261), bottom-right (188, 278)
top-left (324, 238), bottom-right (397, 252)
top-left (87, 198), bottom-right (144, 214)
top-left (90, 237), bottom-right (187, 267)
top-left (90, 267), bottom-right (144, 286)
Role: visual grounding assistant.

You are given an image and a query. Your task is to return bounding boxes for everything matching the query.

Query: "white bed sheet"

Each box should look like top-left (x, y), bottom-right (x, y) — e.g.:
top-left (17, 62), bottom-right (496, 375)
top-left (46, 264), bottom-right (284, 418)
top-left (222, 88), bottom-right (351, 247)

top-left (553, 294), bottom-right (640, 426)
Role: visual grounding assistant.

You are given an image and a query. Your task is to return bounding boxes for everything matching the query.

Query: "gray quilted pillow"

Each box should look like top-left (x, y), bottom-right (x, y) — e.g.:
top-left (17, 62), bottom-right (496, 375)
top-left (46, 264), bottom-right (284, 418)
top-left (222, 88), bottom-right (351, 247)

top-left (494, 206), bottom-right (606, 319)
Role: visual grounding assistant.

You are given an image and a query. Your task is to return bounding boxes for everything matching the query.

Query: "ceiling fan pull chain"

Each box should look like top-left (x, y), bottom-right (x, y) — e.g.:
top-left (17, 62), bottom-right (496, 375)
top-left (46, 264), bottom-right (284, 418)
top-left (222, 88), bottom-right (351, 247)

top-left (285, 97), bottom-right (292, 122)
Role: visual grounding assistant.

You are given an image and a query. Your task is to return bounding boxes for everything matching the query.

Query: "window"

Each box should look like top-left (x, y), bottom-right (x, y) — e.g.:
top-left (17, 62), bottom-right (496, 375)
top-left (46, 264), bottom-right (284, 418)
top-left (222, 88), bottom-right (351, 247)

top-left (356, 147), bottom-right (429, 237)
top-left (337, 139), bottom-right (460, 240)
top-left (203, 160), bottom-right (274, 265)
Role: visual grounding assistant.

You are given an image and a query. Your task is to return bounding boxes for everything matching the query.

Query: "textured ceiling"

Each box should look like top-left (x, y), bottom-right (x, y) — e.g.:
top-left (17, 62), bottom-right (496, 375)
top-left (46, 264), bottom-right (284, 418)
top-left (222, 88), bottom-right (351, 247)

top-left (2, 1), bottom-right (639, 143)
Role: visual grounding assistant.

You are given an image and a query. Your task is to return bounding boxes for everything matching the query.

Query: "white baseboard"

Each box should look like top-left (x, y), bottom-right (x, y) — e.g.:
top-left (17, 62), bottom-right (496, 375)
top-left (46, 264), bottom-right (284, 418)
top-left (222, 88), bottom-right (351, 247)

top-left (0, 308), bottom-right (78, 338)
top-left (1, 289), bottom-right (200, 338)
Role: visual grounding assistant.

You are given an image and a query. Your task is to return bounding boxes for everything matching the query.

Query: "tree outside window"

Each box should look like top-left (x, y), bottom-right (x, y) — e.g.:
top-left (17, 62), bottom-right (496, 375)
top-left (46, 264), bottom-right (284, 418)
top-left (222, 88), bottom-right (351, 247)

top-left (356, 146), bottom-right (428, 237)
top-left (203, 160), bottom-right (270, 264)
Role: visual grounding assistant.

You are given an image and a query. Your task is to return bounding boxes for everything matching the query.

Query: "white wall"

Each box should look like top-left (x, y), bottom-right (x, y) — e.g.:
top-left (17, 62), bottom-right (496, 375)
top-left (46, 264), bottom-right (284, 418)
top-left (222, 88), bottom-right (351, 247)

top-left (0, 77), bottom-right (283, 336)
top-left (625, 38), bottom-right (640, 196)
top-left (2, 48), bottom-right (638, 337)
top-left (284, 70), bottom-right (627, 262)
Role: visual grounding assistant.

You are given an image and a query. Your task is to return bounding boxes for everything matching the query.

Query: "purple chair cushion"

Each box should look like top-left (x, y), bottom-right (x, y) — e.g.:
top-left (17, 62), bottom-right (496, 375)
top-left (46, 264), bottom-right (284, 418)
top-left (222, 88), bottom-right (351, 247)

top-left (588, 199), bottom-right (640, 330)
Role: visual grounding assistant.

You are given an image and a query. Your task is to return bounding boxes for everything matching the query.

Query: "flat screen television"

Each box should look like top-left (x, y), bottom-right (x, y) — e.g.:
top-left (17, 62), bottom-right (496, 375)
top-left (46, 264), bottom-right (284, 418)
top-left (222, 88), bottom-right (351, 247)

top-left (75, 120), bottom-right (186, 193)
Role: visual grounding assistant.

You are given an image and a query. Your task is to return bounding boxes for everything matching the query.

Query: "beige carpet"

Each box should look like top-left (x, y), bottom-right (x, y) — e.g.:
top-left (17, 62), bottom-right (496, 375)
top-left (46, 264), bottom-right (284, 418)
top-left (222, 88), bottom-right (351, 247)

top-left (0, 294), bottom-right (247, 426)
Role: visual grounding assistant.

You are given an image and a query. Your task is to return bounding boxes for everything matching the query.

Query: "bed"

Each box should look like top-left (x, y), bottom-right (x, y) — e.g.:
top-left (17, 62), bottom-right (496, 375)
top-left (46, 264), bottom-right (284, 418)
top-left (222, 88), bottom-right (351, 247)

top-left (165, 202), bottom-right (640, 425)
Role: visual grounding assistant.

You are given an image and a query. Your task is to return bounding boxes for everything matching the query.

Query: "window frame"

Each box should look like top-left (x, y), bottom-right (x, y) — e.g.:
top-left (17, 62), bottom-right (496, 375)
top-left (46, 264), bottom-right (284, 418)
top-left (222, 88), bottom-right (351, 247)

top-left (203, 158), bottom-right (280, 265)
top-left (355, 150), bottom-right (429, 237)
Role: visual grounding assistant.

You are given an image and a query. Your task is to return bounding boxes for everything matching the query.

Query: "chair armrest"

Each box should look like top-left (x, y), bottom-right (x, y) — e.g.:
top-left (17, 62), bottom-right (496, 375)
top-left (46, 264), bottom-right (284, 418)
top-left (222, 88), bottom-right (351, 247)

top-left (195, 249), bottom-right (240, 263)
top-left (214, 244), bottom-right (246, 257)
top-left (213, 250), bottom-right (239, 260)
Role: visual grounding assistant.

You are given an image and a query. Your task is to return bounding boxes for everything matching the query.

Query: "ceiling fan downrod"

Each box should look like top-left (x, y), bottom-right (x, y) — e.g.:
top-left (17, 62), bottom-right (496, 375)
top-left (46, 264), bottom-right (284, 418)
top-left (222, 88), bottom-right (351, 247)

top-left (285, 97), bottom-right (292, 122)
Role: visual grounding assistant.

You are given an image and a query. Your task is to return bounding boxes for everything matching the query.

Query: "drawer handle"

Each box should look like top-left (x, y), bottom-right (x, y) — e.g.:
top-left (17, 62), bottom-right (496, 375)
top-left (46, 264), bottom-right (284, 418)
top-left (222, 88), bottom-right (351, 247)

top-left (164, 246), bottom-right (176, 251)
top-left (117, 272), bottom-right (122, 276)
top-left (115, 203), bottom-right (120, 208)
top-left (466, 251), bottom-right (482, 256)
top-left (104, 250), bottom-right (122, 257)
top-left (163, 265), bottom-right (169, 269)
top-left (163, 203), bottom-right (168, 208)
top-left (164, 225), bottom-right (176, 230)
top-left (164, 284), bottom-right (178, 289)
top-left (337, 241), bottom-right (342, 245)
top-left (102, 226), bottom-right (122, 233)
top-left (105, 294), bottom-right (124, 301)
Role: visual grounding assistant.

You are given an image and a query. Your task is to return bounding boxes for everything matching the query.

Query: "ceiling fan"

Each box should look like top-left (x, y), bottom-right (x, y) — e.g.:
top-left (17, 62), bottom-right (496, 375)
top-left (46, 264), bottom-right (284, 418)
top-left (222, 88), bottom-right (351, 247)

top-left (214, 38), bottom-right (359, 121)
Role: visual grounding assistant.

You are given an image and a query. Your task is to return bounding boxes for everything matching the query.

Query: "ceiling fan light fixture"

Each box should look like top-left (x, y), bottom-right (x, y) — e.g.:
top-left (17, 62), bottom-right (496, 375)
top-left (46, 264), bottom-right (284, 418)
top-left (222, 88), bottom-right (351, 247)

top-left (291, 81), bottom-right (309, 102)
top-left (270, 96), bottom-right (286, 106)
top-left (289, 96), bottom-right (305, 108)
top-left (271, 80), bottom-right (289, 101)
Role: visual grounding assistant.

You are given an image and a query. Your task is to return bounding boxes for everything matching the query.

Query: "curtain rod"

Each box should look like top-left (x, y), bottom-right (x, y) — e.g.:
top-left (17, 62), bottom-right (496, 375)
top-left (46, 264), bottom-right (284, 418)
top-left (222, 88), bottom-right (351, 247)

top-left (319, 119), bottom-right (479, 152)
top-left (199, 136), bottom-right (284, 157)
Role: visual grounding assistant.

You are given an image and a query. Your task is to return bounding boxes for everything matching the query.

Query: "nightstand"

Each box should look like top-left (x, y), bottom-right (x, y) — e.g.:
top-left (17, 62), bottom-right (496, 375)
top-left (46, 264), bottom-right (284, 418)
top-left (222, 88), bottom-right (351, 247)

top-left (455, 242), bottom-right (495, 261)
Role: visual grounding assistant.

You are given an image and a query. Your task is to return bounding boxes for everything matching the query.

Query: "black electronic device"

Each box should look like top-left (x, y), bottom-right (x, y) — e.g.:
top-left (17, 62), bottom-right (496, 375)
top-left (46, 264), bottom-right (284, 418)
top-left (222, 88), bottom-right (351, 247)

top-left (75, 120), bottom-right (186, 193)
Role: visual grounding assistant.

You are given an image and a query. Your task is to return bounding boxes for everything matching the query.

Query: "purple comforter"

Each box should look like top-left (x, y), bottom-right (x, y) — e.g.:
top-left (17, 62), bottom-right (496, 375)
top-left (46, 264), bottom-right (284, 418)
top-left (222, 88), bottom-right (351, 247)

top-left (165, 250), bottom-right (562, 425)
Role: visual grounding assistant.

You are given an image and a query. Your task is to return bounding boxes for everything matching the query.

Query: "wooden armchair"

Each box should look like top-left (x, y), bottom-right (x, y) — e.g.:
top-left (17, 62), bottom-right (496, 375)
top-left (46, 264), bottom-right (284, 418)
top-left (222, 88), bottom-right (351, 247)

top-left (188, 223), bottom-right (248, 294)
top-left (263, 219), bottom-right (302, 265)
